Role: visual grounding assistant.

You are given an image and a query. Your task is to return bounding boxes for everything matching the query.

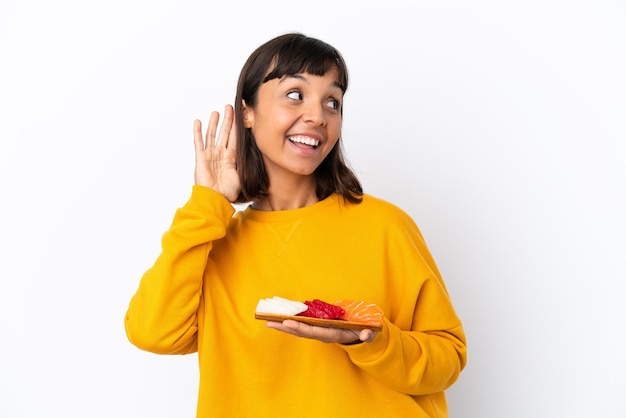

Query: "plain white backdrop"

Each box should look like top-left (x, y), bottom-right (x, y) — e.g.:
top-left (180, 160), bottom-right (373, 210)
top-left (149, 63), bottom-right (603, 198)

top-left (1, 1), bottom-right (624, 417)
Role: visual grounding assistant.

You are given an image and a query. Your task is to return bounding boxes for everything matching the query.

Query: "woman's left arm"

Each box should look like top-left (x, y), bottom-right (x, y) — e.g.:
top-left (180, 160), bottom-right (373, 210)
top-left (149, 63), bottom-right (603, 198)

top-left (340, 211), bottom-right (467, 395)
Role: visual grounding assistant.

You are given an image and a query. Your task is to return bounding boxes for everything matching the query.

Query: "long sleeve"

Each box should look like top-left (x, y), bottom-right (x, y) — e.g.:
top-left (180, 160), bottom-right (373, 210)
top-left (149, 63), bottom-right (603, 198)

top-left (338, 205), bottom-right (467, 396)
top-left (125, 192), bottom-right (465, 417)
top-left (124, 186), bottom-right (235, 354)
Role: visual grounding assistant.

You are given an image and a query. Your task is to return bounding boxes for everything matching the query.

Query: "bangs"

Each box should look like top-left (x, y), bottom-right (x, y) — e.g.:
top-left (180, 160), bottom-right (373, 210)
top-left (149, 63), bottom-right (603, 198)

top-left (262, 37), bottom-right (348, 93)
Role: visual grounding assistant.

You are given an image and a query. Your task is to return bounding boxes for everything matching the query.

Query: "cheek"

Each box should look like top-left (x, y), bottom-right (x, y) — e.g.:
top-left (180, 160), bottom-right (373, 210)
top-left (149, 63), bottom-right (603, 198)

top-left (327, 134), bottom-right (340, 148)
top-left (327, 120), bottom-right (342, 146)
top-left (321, 135), bottom-right (341, 158)
top-left (254, 108), bottom-right (291, 138)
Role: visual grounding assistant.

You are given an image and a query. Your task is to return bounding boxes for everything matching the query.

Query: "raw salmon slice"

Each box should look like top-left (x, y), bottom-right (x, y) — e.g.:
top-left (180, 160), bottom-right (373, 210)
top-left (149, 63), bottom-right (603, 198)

top-left (336, 300), bottom-right (384, 326)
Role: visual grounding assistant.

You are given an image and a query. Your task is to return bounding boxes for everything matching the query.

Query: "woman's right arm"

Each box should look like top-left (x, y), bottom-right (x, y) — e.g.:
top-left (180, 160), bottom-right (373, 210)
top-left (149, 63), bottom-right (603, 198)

top-left (124, 186), bottom-right (235, 354)
top-left (125, 106), bottom-right (240, 354)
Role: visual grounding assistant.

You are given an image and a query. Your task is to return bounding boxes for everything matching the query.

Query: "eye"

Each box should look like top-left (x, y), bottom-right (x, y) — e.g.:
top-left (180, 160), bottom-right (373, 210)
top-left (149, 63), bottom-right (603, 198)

top-left (287, 90), bottom-right (303, 101)
top-left (327, 98), bottom-right (340, 110)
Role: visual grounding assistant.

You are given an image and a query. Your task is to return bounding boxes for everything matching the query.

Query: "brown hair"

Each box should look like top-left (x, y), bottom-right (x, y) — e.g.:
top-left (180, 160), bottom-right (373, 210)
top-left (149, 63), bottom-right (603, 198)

top-left (233, 33), bottom-right (362, 204)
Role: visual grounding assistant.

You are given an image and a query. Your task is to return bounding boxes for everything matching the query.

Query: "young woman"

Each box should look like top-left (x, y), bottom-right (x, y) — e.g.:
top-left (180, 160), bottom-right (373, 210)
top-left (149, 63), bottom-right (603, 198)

top-left (125, 33), bottom-right (467, 417)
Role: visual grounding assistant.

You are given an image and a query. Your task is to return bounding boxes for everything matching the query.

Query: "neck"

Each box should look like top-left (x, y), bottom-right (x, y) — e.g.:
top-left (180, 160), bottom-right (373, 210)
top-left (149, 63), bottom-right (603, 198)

top-left (252, 175), bottom-right (319, 211)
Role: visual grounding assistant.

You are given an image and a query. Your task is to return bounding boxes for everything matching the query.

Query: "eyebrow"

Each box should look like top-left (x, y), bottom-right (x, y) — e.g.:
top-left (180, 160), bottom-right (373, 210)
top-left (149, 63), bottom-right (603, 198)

top-left (280, 74), bottom-right (343, 91)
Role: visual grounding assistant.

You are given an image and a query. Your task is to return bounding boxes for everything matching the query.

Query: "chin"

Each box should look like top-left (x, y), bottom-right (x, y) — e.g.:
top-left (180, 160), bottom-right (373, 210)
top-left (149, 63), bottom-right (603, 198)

top-left (292, 166), bottom-right (319, 176)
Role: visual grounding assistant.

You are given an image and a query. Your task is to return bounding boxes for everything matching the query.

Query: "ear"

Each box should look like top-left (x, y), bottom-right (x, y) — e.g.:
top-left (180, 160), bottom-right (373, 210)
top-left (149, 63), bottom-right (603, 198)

top-left (242, 99), bottom-right (253, 129)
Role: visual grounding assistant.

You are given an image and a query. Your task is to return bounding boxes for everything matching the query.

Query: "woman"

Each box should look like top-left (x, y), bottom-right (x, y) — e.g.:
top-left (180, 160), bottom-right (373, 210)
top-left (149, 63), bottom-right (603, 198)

top-left (125, 32), bottom-right (467, 417)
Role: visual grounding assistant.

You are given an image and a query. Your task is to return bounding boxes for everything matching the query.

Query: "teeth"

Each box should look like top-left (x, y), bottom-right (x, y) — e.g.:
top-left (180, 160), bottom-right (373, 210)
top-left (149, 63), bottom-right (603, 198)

top-left (288, 135), bottom-right (320, 147)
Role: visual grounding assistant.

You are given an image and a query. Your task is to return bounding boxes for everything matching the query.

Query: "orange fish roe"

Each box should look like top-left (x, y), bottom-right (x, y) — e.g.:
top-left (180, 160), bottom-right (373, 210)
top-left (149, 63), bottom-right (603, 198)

top-left (336, 300), bottom-right (384, 326)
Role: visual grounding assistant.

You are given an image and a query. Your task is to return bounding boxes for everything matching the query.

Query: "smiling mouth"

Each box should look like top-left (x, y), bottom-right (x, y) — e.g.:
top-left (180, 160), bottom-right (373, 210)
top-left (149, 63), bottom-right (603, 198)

top-left (288, 135), bottom-right (320, 149)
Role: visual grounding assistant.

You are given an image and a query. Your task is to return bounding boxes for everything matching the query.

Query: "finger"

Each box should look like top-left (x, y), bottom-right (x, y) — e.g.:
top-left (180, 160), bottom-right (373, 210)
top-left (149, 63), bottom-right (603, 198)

top-left (205, 111), bottom-right (220, 149)
top-left (193, 119), bottom-right (204, 154)
top-left (216, 104), bottom-right (234, 148)
top-left (266, 319), bottom-right (306, 335)
top-left (267, 320), bottom-right (356, 344)
top-left (227, 105), bottom-right (238, 153)
top-left (359, 329), bottom-right (377, 343)
top-left (266, 320), bottom-right (318, 338)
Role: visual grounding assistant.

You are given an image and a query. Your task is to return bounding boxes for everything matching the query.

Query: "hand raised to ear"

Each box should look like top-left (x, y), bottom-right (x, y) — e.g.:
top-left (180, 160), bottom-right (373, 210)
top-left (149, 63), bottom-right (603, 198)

top-left (193, 104), bottom-right (241, 202)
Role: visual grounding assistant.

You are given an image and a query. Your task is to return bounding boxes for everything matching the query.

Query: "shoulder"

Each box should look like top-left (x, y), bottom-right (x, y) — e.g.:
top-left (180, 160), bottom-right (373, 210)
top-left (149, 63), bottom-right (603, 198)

top-left (352, 194), bottom-right (411, 217)
top-left (340, 194), bottom-right (419, 229)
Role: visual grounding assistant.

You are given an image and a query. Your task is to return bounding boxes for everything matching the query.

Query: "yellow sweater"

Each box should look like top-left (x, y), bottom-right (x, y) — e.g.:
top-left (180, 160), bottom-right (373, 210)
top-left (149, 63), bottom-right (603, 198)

top-left (125, 186), bottom-right (466, 417)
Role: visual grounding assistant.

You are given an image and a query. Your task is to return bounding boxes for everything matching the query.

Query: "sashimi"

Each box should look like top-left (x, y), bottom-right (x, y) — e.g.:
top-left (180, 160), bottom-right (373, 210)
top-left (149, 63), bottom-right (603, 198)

top-left (255, 296), bottom-right (308, 316)
top-left (297, 299), bottom-right (345, 319)
top-left (336, 300), bottom-right (384, 326)
top-left (255, 297), bottom-right (384, 329)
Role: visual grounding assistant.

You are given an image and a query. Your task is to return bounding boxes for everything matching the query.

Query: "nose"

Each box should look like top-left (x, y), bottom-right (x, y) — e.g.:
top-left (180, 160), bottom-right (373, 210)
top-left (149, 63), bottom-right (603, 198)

top-left (302, 101), bottom-right (327, 127)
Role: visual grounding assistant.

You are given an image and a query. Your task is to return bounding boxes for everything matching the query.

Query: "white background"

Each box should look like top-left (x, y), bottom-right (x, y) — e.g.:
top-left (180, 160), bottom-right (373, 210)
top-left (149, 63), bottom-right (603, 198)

top-left (1, 1), bottom-right (625, 417)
